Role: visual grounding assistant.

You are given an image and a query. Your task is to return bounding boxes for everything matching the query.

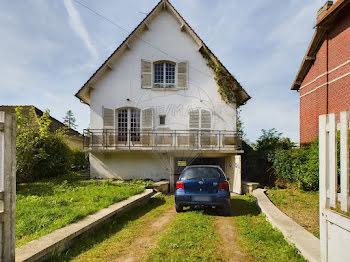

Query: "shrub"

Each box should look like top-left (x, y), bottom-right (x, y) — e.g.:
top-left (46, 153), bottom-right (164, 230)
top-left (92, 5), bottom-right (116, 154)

top-left (272, 138), bottom-right (319, 191)
top-left (71, 149), bottom-right (87, 171)
top-left (16, 107), bottom-right (72, 183)
top-left (242, 129), bottom-right (295, 186)
top-left (273, 147), bottom-right (308, 188)
top-left (298, 139), bottom-right (319, 191)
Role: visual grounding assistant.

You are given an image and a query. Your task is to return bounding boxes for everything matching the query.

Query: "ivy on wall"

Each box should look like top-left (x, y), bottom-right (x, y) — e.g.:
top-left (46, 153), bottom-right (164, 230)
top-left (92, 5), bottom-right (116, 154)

top-left (199, 46), bottom-right (240, 104)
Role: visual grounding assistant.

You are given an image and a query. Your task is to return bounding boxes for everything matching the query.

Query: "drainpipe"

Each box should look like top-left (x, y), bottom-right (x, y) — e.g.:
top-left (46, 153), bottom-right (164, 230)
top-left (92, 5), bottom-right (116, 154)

top-left (326, 30), bottom-right (329, 114)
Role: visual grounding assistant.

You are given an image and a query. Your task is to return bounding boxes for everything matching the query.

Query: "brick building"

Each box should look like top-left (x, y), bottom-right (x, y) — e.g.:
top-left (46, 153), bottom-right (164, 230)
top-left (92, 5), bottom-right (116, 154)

top-left (292, 0), bottom-right (350, 144)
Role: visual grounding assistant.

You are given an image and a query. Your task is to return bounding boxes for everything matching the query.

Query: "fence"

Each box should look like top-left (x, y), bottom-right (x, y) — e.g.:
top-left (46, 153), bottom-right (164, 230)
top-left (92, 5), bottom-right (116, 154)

top-left (0, 112), bottom-right (16, 262)
top-left (319, 111), bottom-right (350, 262)
top-left (83, 129), bottom-right (241, 151)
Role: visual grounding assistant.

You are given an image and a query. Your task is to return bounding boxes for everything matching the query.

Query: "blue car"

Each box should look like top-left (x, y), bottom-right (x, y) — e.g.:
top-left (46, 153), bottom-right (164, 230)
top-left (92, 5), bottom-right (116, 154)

top-left (175, 165), bottom-right (231, 216)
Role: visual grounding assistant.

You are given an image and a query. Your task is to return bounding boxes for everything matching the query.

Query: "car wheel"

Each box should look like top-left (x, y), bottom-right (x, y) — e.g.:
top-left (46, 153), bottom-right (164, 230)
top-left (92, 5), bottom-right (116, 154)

top-left (175, 204), bottom-right (183, 213)
top-left (218, 204), bottom-right (231, 217)
top-left (223, 206), bottom-right (232, 216)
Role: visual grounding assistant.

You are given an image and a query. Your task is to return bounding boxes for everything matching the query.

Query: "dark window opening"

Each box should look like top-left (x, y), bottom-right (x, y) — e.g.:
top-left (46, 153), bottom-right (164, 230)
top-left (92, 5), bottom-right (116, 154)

top-left (159, 115), bottom-right (166, 125)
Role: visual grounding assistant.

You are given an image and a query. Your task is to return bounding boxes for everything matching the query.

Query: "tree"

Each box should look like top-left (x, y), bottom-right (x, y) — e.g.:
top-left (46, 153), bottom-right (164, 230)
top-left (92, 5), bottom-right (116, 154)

top-left (16, 107), bottom-right (71, 182)
top-left (63, 110), bottom-right (77, 129)
top-left (245, 128), bottom-right (296, 186)
top-left (255, 128), bottom-right (295, 155)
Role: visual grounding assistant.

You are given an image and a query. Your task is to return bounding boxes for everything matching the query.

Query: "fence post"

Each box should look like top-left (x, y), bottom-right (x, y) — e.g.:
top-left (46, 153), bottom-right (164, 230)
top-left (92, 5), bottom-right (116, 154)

top-left (0, 112), bottom-right (16, 262)
top-left (319, 114), bottom-right (328, 262)
top-left (328, 113), bottom-right (338, 208)
top-left (340, 111), bottom-right (349, 212)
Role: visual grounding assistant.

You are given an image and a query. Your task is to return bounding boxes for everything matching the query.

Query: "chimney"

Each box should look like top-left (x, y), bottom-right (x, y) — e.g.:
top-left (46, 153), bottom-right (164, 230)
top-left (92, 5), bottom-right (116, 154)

top-left (317, 1), bottom-right (333, 22)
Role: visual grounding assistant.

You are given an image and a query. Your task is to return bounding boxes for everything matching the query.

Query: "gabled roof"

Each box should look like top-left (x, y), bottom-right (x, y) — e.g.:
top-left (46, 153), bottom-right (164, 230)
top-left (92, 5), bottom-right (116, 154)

top-left (0, 105), bottom-right (82, 137)
top-left (291, 0), bottom-right (350, 90)
top-left (75, 0), bottom-right (250, 106)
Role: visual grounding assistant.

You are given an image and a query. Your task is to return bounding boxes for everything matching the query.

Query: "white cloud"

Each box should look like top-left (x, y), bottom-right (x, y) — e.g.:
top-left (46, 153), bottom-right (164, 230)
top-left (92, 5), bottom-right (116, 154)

top-left (63, 0), bottom-right (98, 59)
top-left (0, 0), bottom-right (325, 141)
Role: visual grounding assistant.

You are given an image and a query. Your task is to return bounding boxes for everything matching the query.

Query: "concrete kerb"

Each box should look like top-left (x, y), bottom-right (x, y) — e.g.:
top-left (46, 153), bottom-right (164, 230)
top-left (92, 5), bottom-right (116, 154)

top-left (253, 188), bottom-right (320, 262)
top-left (15, 189), bottom-right (156, 262)
top-left (148, 181), bottom-right (170, 194)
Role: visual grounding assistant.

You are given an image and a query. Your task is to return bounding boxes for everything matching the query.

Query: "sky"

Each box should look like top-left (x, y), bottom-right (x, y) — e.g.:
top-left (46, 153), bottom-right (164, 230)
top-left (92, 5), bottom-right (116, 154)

top-left (0, 0), bottom-right (326, 143)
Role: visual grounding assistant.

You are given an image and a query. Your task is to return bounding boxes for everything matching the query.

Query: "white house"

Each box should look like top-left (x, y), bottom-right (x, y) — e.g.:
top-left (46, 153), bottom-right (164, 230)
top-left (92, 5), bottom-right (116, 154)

top-left (75, 0), bottom-right (250, 193)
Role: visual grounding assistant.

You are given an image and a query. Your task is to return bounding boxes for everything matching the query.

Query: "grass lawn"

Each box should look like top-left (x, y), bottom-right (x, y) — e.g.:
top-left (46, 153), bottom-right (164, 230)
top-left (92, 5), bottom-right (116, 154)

top-left (232, 195), bottom-right (307, 262)
top-left (149, 195), bottom-right (306, 262)
top-left (147, 210), bottom-right (221, 262)
top-left (50, 194), bottom-right (307, 262)
top-left (52, 194), bottom-right (174, 261)
top-left (267, 189), bottom-right (319, 238)
top-left (16, 174), bottom-right (150, 247)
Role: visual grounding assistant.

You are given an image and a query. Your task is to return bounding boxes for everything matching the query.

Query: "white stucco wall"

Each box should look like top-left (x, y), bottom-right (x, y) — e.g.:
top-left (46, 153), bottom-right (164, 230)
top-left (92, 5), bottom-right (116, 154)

top-left (90, 152), bottom-right (171, 181)
top-left (88, 9), bottom-right (240, 181)
top-left (89, 9), bottom-right (237, 131)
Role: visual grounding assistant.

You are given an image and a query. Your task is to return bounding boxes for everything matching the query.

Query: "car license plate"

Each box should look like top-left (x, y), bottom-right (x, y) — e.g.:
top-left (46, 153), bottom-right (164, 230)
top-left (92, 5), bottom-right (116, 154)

top-left (192, 196), bottom-right (211, 202)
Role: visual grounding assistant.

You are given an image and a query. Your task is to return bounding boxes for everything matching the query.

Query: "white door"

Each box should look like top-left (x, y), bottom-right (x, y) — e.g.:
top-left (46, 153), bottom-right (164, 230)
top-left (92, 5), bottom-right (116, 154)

top-left (116, 108), bottom-right (140, 144)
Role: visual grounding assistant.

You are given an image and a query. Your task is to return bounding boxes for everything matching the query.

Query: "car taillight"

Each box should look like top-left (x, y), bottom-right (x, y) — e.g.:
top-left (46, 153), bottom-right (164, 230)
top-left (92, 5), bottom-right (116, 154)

top-left (219, 181), bottom-right (229, 190)
top-left (176, 181), bottom-right (184, 189)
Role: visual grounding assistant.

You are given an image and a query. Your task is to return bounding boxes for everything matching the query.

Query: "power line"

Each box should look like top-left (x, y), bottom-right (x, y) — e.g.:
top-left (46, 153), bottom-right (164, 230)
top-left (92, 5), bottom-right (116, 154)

top-left (71, 0), bottom-right (214, 80)
top-left (73, 0), bottom-right (129, 34)
top-left (71, 0), bottom-right (225, 112)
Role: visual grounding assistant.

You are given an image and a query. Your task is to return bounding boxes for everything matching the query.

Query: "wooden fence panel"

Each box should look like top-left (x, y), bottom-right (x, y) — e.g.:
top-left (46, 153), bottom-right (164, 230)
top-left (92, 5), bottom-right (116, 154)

top-left (319, 111), bottom-right (350, 262)
top-left (328, 113), bottom-right (337, 208)
top-left (340, 111), bottom-right (349, 213)
top-left (319, 114), bottom-right (328, 261)
top-left (0, 111), bottom-right (16, 262)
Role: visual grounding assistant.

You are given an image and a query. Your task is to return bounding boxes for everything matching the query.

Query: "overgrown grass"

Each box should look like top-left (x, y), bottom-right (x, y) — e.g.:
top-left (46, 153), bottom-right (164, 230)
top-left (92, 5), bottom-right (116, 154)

top-left (48, 193), bottom-right (309, 261)
top-left (332, 205), bottom-right (350, 218)
top-left (232, 195), bottom-right (307, 262)
top-left (147, 210), bottom-right (221, 262)
top-left (267, 188), bottom-right (319, 237)
top-left (16, 174), bottom-right (151, 247)
top-left (52, 194), bottom-right (173, 261)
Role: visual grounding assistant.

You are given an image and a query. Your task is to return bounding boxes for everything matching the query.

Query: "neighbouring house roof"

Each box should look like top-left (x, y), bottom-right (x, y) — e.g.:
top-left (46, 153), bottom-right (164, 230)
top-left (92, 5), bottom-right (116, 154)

top-left (291, 0), bottom-right (350, 90)
top-left (75, 0), bottom-right (251, 107)
top-left (0, 105), bottom-right (82, 137)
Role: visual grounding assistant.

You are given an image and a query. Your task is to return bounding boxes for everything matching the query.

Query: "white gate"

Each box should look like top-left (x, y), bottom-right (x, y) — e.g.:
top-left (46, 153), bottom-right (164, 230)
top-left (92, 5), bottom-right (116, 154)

top-left (319, 111), bottom-right (350, 262)
top-left (0, 112), bottom-right (16, 262)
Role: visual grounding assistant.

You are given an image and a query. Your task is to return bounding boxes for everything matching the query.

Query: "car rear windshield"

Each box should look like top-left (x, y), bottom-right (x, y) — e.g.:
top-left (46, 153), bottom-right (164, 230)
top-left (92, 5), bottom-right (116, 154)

top-left (180, 167), bottom-right (224, 180)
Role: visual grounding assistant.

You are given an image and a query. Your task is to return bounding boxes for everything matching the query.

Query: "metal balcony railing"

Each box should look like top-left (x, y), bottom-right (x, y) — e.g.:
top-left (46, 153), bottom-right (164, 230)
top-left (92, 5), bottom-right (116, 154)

top-left (83, 129), bottom-right (242, 151)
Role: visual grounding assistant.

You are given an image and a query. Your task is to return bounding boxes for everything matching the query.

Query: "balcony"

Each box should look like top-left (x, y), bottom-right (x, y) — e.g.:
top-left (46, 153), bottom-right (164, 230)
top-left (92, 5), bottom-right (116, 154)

top-left (83, 129), bottom-right (242, 152)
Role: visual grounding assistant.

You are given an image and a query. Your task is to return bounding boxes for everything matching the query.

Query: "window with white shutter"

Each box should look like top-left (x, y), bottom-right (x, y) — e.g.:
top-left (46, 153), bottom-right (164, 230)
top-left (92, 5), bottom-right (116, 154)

top-left (189, 109), bottom-right (212, 130)
top-left (103, 107), bottom-right (114, 129)
top-left (200, 109), bottom-right (212, 146)
top-left (200, 109), bottom-right (211, 130)
top-left (177, 61), bottom-right (188, 89)
top-left (141, 108), bottom-right (153, 129)
top-left (189, 109), bottom-right (200, 129)
top-left (141, 60), bottom-right (152, 89)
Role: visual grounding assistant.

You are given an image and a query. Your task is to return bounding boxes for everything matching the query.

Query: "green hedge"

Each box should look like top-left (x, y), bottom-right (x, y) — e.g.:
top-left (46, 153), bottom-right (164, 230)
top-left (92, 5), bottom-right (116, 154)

top-left (241, 129), bottom-right (295, 186)
top-left (272, 134), bottom-right (345, 191)
top-left (16, 107), bottom-right (86, 183)
top-left (272, 139), bottom-right (319, 191)
top-left (71, 148), bottom-right (87, 171)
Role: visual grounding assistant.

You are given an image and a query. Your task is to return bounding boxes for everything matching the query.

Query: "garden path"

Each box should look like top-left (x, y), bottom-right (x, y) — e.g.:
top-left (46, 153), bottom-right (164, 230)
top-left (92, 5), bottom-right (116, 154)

top-left (115, 207), bottom-right (176, 262)
top-left (216, 216), bottom-right (250, 262)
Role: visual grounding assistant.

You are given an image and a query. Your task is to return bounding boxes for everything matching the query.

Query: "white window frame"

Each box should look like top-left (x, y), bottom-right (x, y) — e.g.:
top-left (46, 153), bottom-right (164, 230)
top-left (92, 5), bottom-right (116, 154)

top-left (153, 61), bottom-right (177, 89)
top-left (116, 107), bottom-right (141, 143)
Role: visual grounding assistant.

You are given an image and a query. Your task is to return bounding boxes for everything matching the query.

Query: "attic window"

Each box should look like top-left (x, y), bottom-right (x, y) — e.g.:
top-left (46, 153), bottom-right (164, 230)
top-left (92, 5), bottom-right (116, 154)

top-left (154, 62), bottom-right (175, 88)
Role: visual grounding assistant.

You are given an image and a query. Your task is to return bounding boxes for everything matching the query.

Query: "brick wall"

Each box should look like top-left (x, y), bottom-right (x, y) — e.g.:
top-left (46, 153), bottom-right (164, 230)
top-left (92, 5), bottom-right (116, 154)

top-left (299, 4), bottom-right (350, 144)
